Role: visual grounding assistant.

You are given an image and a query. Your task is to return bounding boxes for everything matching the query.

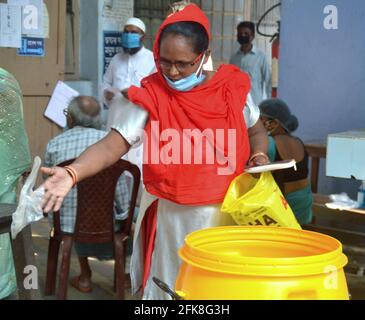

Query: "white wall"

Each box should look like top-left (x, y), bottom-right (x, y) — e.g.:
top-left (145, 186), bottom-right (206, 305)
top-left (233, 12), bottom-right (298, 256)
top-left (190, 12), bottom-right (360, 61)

top-left (102, 0), bottom-right (133, 31)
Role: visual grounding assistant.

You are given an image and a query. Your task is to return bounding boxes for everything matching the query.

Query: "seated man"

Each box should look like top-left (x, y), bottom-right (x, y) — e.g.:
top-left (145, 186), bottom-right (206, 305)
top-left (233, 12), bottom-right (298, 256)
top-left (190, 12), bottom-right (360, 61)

top-left (259, 98), bottom-right (313, 224)
top-left (44, 96), bottom-right (130, 293)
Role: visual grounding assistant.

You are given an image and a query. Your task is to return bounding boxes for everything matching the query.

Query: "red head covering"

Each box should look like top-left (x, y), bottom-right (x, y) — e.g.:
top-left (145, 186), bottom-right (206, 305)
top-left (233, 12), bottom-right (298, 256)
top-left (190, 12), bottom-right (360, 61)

top-left (153, 3), bottom-right (211, 62)
top-left (128, 4), bottom-right (251, 205)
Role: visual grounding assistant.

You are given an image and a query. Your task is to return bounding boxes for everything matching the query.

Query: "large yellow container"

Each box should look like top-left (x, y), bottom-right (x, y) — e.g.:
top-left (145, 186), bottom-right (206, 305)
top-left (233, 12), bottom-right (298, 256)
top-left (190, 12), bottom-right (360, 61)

top-left (175, 226), bottom-right (349, 300)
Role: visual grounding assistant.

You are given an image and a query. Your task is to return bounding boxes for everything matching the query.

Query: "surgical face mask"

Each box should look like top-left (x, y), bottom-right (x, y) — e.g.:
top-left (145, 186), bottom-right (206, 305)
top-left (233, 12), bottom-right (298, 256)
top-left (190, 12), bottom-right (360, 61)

top-left (163, 53), bottom-right (206, 92)
top-left (121, 32), bottom-right (141, 49)
top-left (238, 35), bottom-right (250, 45)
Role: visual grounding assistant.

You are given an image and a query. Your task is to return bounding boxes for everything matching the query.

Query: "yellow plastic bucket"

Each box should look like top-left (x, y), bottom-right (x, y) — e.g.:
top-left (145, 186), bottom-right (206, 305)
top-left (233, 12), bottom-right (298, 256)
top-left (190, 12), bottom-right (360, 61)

top-left (175, 226), bottom-right (349, 300)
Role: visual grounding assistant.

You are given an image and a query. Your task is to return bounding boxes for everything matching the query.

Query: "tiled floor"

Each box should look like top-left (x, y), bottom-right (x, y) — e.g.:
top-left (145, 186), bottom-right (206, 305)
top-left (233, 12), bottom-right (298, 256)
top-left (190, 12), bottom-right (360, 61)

top-left (30, 218), bottom-right (365, 300)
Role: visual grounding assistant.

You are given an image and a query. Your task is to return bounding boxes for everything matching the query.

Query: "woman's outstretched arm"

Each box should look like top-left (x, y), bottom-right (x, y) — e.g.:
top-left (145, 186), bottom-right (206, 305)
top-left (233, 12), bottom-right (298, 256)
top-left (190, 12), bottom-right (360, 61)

top-left (41, 130), bottom-right (130, 212)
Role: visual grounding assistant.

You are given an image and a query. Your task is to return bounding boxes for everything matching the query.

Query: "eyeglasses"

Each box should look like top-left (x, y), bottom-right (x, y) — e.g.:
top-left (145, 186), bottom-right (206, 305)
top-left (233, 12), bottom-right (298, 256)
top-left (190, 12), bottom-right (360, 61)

top-left (63, 108), bottom-right (69, 116)
top-left (159, 52), bottom-right (204, 73)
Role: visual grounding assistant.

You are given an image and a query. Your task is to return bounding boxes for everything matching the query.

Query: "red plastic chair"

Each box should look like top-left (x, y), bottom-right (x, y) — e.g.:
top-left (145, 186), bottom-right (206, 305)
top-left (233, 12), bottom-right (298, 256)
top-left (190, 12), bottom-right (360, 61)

top-left (44, 159), bottom-right (140, 300)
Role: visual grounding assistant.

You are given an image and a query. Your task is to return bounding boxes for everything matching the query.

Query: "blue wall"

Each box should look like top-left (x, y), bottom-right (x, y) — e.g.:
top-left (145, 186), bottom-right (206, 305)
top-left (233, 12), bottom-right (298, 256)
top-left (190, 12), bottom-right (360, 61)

top-left (279, 0), bottom-right (365, 196)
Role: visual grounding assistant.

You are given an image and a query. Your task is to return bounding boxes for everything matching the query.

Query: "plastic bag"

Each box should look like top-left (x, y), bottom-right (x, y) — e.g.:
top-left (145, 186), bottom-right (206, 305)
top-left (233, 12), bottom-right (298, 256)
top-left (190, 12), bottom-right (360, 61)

top-left (11, 156), bottom-right (45, 239)
top-left (325, 193), bottom-right (359, 210)
top-left (221, 172), bottom-right (301, 229)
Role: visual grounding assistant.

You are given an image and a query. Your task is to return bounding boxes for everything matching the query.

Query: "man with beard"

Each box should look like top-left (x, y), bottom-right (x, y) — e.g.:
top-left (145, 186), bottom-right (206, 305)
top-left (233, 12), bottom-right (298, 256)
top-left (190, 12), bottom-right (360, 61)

top-left (229, 21), bottom-right (272, 106)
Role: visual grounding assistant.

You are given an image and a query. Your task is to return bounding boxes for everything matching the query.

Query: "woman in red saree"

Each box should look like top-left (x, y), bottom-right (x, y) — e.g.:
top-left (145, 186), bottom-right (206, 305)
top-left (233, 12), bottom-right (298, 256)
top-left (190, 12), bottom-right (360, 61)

top-left (42, 4), bottom-right (268, 299)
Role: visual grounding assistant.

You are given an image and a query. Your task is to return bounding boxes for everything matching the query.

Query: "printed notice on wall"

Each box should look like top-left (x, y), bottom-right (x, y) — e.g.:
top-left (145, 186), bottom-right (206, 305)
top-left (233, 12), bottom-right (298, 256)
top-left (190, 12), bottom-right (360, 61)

top-left (8, 0), bottom-right (30, 6)
top-left (8, 0), bottom-right (48, 38)
top-left (44, 81), bottom-right (80, 128)
top-left (0, 4), bottom-right (22, 48)
top-left (103, 31), bottom-right (123, 73)
top-left (17, 36), bottom-right (44, 56)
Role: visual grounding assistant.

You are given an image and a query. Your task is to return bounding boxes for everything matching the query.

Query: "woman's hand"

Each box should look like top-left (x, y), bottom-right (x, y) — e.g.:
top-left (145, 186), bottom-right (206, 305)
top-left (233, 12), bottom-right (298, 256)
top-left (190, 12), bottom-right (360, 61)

top-left (248, 152), bottom-right (270, 167)
top-left (104, 90), bottom-right (115, 101)
top-left (41, 167), bottom-right (74, 213)
top-left (121, 88), bottom-right (129, 100)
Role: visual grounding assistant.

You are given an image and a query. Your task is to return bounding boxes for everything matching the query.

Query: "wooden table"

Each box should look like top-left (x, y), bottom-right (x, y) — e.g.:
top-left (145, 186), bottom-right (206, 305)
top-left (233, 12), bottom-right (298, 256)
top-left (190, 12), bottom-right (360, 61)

top-left (304, 140), bottom-right (327, 193)
top-left (0, 204), bottom-right (40, 300)
top-left (303, 195), bottom-right (365, 275)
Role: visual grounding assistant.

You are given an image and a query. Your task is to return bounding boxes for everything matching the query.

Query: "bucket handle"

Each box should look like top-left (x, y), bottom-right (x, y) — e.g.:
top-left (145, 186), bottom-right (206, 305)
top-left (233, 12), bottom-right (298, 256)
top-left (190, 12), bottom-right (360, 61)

top-left (152, 277), bottom-right (184, 300)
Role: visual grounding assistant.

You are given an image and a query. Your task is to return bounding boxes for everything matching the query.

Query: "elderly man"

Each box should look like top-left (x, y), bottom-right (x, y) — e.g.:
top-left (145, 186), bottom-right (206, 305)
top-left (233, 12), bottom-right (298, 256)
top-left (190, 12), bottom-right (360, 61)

top-left (230, 21), bottom-right (272, 106)
top-left (44, 96), bottom-right (130, 293)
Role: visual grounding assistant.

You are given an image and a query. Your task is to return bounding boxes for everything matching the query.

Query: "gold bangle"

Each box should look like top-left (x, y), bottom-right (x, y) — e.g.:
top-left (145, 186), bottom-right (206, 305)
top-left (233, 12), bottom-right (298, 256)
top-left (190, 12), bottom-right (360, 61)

top-left (64, 166), bottom-right (78, 186)
top-left (249, 152), bottom-right (269, 163)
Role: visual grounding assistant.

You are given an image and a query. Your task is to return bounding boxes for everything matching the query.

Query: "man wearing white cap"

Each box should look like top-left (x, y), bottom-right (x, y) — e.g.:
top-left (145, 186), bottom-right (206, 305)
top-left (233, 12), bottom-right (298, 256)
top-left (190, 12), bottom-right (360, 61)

top-left (102, 17), bottom-right (155, 207)
top-left (102, 17), bottom-right (155, 108)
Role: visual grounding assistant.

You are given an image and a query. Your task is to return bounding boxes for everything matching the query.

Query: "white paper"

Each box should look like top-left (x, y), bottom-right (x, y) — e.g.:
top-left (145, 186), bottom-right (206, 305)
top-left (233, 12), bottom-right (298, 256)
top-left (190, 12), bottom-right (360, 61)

top-left (8, 0), bottom-right (30, 6)
top-left (0, 4), bottom-right (22, 48)
top-left (42, 1), bottom-right (49, 38)
top-left (9, 0), bottom-right (48, 38)
top-left (44, 81), bottom-right (80, 127)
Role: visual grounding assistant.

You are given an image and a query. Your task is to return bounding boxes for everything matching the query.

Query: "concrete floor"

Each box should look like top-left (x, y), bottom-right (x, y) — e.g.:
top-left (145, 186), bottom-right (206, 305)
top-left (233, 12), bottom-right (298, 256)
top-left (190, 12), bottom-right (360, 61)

top-left (29, 218), bottom-right (365, 300)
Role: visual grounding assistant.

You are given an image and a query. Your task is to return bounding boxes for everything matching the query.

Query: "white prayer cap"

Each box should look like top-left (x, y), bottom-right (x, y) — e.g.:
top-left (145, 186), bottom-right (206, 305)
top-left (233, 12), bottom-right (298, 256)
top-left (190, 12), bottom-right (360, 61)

top-left (124, 17), bottom-right (146, 33)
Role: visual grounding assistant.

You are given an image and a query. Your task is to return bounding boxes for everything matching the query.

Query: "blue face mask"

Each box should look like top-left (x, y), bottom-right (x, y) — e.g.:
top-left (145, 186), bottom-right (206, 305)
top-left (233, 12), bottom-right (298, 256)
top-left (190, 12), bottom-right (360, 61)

top-left (121, 32), bottom-right (141, 49)
top-left (163, 54), bottom-right (206, 92)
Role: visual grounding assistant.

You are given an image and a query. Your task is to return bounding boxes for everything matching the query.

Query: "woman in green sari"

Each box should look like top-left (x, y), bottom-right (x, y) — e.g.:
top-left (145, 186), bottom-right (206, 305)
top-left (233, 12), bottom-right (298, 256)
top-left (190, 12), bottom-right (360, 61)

top-left (0, 68), bottom-right (31, 299)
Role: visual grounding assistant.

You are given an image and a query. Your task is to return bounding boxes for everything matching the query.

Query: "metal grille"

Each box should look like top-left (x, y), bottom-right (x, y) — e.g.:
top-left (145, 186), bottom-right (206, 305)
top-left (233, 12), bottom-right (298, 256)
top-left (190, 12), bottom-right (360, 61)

top-left (133, 0), bottom-right (280, 68)
top-left (250, 0), bottom-right (281, 68)
top-left (134, 0), bottom-right (201, 50)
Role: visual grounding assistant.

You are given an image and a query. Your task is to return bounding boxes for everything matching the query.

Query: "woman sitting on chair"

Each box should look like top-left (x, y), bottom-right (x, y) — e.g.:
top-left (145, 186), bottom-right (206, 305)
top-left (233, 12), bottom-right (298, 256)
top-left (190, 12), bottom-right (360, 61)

top-left (259, 98), bottom-right (313, 224)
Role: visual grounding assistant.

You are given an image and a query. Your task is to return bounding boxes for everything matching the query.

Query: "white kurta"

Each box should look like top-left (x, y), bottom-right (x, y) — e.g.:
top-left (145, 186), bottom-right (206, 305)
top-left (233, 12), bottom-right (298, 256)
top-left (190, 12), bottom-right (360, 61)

top-left (102, 46), bottom-right (155, 129)
top-left (103, 47), bottom-right (155, 202)
top-left (131, 189), bottom-right (237, 300)
top-left (112, 89), bottom-right (260, 300)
